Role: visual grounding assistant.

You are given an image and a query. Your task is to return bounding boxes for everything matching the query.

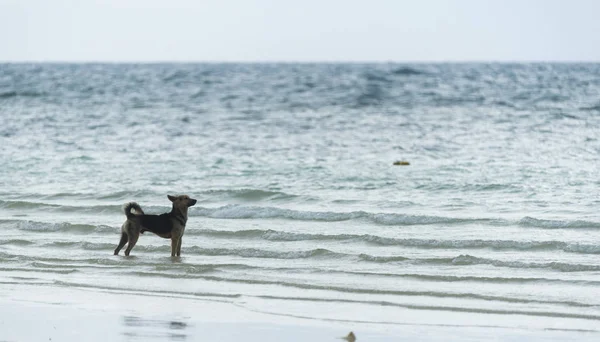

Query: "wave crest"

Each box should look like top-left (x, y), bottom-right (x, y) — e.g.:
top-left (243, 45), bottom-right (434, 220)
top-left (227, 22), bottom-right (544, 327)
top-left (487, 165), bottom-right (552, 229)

top-left (192, 205), bottom-right (476, 225)
top-left (190, 229), bottom-right (600, 254)
top-left (518, 217), bottom-right (600, 229)
top-left (445, 254), bottom-right (600, 272)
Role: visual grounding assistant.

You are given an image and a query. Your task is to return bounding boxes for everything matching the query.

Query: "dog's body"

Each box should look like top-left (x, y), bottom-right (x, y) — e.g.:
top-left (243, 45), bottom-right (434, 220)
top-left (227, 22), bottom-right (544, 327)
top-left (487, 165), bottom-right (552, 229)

top-left (114, 195), bottom-right (197, 257)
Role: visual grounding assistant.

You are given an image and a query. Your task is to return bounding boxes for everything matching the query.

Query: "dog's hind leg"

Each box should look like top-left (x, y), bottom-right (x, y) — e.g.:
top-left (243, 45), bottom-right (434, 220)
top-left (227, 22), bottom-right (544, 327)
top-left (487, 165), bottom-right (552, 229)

top-left (114, 232), bottom-right (128, 255)
top-left (124, 233), bottom-right (139, 256)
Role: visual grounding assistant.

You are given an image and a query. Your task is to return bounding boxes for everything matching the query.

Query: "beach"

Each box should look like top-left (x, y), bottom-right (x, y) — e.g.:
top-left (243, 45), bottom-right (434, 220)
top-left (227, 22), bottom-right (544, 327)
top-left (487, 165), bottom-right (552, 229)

top-left (3, 283), bottom-right (600, 342)
top-left (2, 63), bottom-right (600, 341)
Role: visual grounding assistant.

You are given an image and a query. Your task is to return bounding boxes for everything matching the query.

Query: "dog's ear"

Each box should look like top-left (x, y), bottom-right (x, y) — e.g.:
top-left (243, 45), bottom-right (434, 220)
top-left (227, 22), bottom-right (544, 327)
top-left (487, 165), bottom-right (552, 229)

top-left (168, 195), bottom-right (177, 202)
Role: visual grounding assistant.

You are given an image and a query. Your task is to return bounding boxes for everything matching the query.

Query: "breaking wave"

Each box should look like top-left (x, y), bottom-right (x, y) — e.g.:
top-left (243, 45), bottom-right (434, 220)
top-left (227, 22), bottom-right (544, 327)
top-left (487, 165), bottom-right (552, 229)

top-left (188, 229), bottom-right (600, 254)
top-left (438, 254), bottom-right (600, 272)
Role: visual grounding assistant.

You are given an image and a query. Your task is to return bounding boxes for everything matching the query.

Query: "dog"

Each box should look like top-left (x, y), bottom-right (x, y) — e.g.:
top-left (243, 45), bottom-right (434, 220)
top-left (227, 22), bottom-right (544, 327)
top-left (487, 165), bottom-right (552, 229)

top-left (114, 195), bottom-right (197, 257)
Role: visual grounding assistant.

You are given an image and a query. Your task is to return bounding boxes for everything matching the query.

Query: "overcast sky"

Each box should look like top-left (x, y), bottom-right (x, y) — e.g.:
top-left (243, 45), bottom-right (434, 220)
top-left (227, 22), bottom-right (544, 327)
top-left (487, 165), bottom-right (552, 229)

top-left (1, 0), bottom-right (599, 62)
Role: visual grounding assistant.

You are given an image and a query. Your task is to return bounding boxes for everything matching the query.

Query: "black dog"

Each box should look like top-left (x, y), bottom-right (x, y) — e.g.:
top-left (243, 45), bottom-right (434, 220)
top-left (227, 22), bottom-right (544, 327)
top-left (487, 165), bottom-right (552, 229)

top-left (114, 195), bottom-right (197, 256)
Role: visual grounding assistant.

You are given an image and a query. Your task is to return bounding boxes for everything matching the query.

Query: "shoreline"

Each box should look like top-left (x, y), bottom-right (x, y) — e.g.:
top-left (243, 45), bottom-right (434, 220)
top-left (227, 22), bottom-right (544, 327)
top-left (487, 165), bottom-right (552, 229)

top-left (2, 283), bottom-right (600, 341)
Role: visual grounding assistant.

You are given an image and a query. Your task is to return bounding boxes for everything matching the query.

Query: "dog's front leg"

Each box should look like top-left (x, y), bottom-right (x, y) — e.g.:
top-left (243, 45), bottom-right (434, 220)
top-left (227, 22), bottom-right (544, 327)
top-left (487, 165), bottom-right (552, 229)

top-left (176, 236), bottom-right (182, 257)
top-left (171, 236), bottom-right (179, 257)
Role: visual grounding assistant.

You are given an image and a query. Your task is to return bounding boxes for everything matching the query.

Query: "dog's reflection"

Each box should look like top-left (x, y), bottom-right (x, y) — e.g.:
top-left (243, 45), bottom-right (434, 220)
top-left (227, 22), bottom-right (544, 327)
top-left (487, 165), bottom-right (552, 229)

top-left (122, 316), bottom-right (189, 341)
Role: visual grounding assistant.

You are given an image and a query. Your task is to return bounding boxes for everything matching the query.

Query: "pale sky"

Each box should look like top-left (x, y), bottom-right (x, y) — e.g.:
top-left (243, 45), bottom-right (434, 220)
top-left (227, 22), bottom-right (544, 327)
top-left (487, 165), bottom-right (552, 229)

top-left (1, 0), bottom-right (599, 62)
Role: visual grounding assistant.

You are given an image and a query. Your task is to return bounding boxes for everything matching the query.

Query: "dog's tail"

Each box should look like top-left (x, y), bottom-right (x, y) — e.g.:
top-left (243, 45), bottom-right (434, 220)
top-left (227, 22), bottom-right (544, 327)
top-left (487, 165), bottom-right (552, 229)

top-left (123, 202), bottom-right (144, 219)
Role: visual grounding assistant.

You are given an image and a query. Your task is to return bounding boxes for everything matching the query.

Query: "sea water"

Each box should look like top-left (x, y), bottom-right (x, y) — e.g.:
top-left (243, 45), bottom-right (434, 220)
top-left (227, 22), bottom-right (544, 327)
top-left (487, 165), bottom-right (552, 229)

top-left (1, 63), bottom-right (600, 339)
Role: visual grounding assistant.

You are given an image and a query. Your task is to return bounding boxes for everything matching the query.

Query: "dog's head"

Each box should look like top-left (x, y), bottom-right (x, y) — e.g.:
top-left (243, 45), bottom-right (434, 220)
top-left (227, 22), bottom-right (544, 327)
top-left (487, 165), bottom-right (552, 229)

top-left (168, 194), bottom-right (197, 208)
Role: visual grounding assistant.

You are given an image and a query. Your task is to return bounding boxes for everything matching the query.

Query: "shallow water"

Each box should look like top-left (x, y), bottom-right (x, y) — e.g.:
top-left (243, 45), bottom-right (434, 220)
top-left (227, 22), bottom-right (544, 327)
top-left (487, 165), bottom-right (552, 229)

top-left (1, 63), bottom-right (600, 337)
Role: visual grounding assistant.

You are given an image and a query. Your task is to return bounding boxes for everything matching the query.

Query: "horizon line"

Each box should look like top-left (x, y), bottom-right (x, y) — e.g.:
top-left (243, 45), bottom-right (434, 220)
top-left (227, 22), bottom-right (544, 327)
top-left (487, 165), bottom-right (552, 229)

top-left (1, 59), bottom-right (599, 64)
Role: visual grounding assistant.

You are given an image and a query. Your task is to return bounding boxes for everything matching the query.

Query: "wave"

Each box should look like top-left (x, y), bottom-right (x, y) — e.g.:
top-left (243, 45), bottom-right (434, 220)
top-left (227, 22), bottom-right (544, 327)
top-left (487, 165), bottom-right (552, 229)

top-left (518, 216), bottom-right (600, 229)
top-left (3, 200), bottom-right (600, 230)
top-left (122, 261), bottom-right (600, 286)
top-left (0, 90), bottom-right (46, 99)
top-left (0, 200), bottom-right (170, 216)
top-left (52, 280), bottom-right (242, 300)
top-left (254, 295), bottom-right (600, 321)
top-left (32, 241), bottom-right (343, 260)
top-left (149, 274), bottom-right (596, 310)
top-left (0, 251), bottom-right (129, 266)
top-left (414, 182), bottom-right (523, 193)
top-left (188, 228), bottom-right (600, 254)
top-left (391, 67), bottom-right (425, 76)
top-left (46, 279), bottom-right (598, 321)
top-left (334, 270), bottom-right (600, 286)
top-left (10, 220), bottom-right (115, 233)
top-left (162, 70), bottom-right (187, 82)
top-left (44, 241), bottom-right (116, 250)
top-left (0, 187), bottom-right (306, 208)
top-left (20, 251), bottom-right (600, 286)
top-left (13, 237), bottom-right (600, 272)
top-left (0, 239), bottom-right (34, 246)
top-left (140, 245), bottom-right (340, 259)
top-left (0, 200), bottom-right (64, 210)
top-left (191, 205), bottom-right (484, 225)
top-left (432, 254), bottom-right (600, 272)
top-left (580, 104), bottom-right (600, 111)
top-left (363, 71), bottom-right (392, 83)
top-left (355, 253), bottom-right (600, 272)
top-left (0, 266), bottom-right (77, 275)
top-left (51, 275), bottom-right (577, 309)
top-left (187, 247), bottom-right (338, 259)
top-left (96, 190), bottom-right (158, 201)
top-left (0, 91), bottom-right (17, 98)
top-left (192, 206), bottom-right (600, 229)
top-left (198, 189), bottom-right (303, 202)
top-left (0, 190), bottom-right (159, 201)
top-left (358, 254), bottom-right (410, 262)
top-left (0, 200), bottom-right (124, 213)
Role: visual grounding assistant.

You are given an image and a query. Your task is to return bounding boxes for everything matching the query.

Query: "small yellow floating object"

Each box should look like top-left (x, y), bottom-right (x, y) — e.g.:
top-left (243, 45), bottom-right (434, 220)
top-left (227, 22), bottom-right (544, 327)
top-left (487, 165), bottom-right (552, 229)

top-left (393, 161), bottom-right (410, 166)
top-left (342, 332), bottom-right (356, 342)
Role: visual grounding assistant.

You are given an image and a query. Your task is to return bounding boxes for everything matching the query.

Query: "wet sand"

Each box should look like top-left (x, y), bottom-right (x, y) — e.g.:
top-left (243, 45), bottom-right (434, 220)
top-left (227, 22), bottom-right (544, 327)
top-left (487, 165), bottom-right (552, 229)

top-left (1, 283), bottom-right (599, 342)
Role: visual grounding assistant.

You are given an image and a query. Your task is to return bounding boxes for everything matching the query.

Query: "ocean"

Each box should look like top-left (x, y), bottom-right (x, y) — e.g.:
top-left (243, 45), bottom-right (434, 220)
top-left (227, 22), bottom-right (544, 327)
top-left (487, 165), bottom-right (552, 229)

top-left (1, 63), bottom-right (600, 340)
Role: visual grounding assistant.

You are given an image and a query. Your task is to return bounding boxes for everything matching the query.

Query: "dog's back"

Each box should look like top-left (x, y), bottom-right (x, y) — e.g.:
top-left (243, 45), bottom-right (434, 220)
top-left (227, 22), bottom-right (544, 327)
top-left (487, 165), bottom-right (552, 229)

top-left (139, 213), bottom-right (173, 238)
